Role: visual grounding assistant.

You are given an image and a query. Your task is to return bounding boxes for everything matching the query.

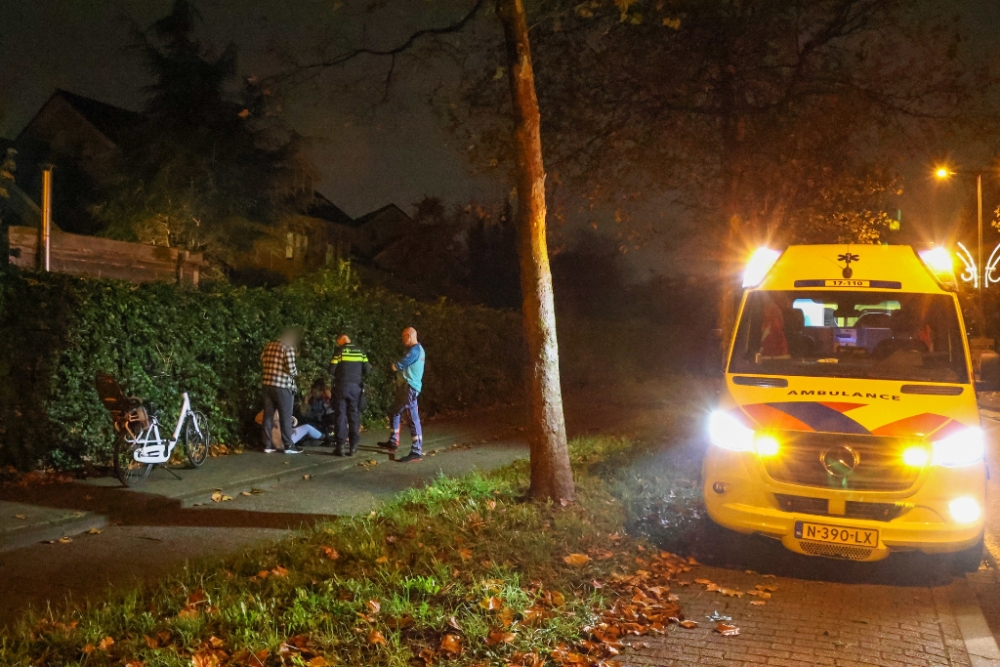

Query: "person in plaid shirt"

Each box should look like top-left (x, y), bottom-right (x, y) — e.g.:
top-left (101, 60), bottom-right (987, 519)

top-left (261, 327), bottom-right (302, 454)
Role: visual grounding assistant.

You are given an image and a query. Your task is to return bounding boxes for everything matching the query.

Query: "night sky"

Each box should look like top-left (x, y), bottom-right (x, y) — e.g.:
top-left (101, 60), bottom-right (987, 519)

top-left (2, 0), bottom-right (1000, 275)
top-left (0, 0), bottom-right (504, 219)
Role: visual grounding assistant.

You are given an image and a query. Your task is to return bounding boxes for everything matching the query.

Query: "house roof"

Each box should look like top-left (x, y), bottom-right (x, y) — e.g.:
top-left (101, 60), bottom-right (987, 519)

top-left (354, 203), bottom-right (411, 227)
top-left (17, 89), bottom-right (143, 146)
top-left (54, 89), bottom-right (143, 145)
top-left (306, 192), bottom-right (357, 227)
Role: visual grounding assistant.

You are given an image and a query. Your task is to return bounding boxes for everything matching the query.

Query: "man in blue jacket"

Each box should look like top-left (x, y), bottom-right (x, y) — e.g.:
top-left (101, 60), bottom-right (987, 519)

top-left (378, 327), bottom-right (426, 462)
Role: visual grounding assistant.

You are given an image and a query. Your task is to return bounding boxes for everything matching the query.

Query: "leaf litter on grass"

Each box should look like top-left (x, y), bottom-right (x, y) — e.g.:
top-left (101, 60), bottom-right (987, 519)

top-left (0, 434), bottom-right (717, 667)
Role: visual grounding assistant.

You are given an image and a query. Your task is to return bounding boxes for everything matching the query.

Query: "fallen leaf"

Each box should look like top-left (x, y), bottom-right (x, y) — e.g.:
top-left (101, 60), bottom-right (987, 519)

top-left (307, 658), bottom-right (328, 667)
top-left (238, 108), bottom-right (251, 119)
top-left (87, 528), bottom-right (103, 535)
top-left (439, 634), bottom-right (463, 656)
top-left (479, 596), bottom-right (502, 611)
top-left (240, 491), bottom-right (252, 497)
top-left (58, 536), bottom-right (72, 544)
top-left (750, 600), bottom-right (766, 606)
top-left (14, 514), bottom-right (26, 520)
top-left (303, 474), bottom-right (312, 480)
top-left (97, 636), bottom-right (115, 650)
top-left (458, 548), bottom-right (473, 561)
top-left (375, 556), bottom-right (389, 564)
top-left (562, 553), bottom-right (591, 567)
top-left (590, 579), bottom-right (603, 589)
top-left (486, 629), bottom-right (516, 645)
top-left (418, 647), bottom-right (436, 664)
top-left (192, 649), bottom-right (220, 667)
top-left (211, 491), bottom-right (223, 502)
top-left (367, 599), bottom-right (381, 614)
top-left (368, 630), bottom-right (386, 645)
top-left (715, 623), bottom-right (740, 636)
top-left (271, 565), bottom-right (289, 577)
top-left (321, 546), bottom-right (339, 561)
top-left (678, 620), bottom-right (698, 629)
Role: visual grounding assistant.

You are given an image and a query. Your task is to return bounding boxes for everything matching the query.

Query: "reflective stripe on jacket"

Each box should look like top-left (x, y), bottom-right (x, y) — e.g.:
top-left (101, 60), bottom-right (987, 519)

top-left (329, 344), bottom-right (371, 388)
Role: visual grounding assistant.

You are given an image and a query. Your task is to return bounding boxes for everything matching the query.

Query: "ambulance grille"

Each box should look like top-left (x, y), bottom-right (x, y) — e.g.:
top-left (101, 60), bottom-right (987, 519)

top-left (799, 541), bottom-right (873, 561)
top-left (763, 432), bottom-right (919, 492)
top-left (775, 494), bottom-right (904, 522)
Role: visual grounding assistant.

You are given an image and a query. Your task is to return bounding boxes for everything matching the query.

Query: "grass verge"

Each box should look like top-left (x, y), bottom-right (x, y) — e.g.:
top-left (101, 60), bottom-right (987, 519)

top-left (0, 436), bottom-right (698, 667)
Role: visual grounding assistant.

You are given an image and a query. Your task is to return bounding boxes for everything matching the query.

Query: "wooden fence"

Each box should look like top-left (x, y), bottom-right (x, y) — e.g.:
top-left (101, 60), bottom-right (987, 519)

top-left (7, 226), bottom-right (204, 285)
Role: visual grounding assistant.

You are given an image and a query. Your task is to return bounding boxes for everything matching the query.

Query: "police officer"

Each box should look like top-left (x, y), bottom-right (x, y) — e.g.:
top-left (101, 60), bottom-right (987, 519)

top-left (328, 335), bottom-right (371, 456)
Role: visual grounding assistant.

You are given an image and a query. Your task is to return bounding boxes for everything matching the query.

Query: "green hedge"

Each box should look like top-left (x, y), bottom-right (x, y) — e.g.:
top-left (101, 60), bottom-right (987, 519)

top-left (0, 266), bottom-right (524, 470)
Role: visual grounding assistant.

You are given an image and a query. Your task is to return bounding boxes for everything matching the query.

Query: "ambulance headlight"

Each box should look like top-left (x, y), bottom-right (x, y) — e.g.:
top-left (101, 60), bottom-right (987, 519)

top-left (931, 427), bottom-right (985, 468)
top-left (708, 411), bottom-right (755, 452)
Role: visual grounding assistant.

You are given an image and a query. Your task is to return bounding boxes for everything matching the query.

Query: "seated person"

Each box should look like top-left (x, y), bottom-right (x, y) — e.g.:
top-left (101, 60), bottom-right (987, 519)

top-left (784, 308), bottom-right (818, 358)
top-left (300, 379), bottom-right (333, 431)
top-left (759, 301), bottom-right (789, 358)
top-left (871, 310), bottom-right (928, 362)
top-left (255, 411), bottom-right (325, 448)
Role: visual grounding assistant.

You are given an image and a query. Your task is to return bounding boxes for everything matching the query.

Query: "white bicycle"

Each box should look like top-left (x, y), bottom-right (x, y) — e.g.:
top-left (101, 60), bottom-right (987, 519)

top-left (96, 373), bottom-right (211, 487)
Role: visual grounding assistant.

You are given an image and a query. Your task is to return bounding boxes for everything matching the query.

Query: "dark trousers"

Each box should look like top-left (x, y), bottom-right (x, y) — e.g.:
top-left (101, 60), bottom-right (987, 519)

top-left (333, 383), bottom-right (362, 450)
top-left (262, 385), bottom-right (294, 450)
top-left (388, 385), bottom-right (422, 455)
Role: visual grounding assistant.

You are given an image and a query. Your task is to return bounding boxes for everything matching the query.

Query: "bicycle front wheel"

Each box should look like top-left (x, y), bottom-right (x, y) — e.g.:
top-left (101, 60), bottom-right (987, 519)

top-left (184, 412), bottom-right (210, 468)
top-left (114, 429), bottom-right (152, 487)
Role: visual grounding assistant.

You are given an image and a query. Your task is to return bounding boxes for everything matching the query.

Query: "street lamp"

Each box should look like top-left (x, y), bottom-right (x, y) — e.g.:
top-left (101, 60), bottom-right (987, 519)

top-left (934, 165), bottom-right (984, 300)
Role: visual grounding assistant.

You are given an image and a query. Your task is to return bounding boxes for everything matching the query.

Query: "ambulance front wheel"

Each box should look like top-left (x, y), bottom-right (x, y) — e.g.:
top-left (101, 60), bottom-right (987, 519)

top-left (950, 535), bottom-right (985, 574)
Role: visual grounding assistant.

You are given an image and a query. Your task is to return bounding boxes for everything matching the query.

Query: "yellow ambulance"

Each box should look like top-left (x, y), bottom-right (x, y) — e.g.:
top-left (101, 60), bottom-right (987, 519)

top-left (704, 244), bottom-right (993, 566)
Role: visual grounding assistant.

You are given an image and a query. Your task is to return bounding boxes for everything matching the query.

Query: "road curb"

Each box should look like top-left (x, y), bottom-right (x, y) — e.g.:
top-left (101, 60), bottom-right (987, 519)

top-left (950, 576), bottom-right (1000, 667)
top-left (0, 512), bottom-right (108, 554)
top-left (171, 432), bottom-right (476, 505)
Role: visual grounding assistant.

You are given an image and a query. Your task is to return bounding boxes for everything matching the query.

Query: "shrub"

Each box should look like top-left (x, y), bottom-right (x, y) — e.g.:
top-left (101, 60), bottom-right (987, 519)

top-left (0, 266), bottom-right (523, 470)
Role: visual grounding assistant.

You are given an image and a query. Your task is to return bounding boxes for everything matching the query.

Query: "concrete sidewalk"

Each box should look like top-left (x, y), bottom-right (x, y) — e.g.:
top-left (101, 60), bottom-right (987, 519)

top-left (0, 405), bottom-right (526, 553)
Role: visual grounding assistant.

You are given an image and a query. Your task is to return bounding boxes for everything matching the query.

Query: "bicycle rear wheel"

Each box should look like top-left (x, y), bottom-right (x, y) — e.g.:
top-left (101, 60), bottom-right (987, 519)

top-left (184, 412), bottom-right (210, 467)
top-left (113, 428), bottom-right (153, 487)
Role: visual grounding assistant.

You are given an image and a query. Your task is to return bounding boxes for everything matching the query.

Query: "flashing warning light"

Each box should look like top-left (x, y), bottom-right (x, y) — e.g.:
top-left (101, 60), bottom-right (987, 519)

top-left (742, 247), bottom-right (781, 288)
top-left (754, 435), bottom-right (780, 457)
top-left (919, 247), bottom-right (957, 288)
top-left (901, 445), bottom-right (930, 468)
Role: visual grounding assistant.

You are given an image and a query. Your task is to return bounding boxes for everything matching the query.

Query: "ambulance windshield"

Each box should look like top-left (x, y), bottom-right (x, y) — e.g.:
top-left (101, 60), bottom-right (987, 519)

top-left (728, 290), bottom-right (970, 383)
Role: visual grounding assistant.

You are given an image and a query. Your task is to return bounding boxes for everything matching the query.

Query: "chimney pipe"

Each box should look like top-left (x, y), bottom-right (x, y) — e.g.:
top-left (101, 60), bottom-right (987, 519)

top-left (40, 165), bottom-right (53, 272)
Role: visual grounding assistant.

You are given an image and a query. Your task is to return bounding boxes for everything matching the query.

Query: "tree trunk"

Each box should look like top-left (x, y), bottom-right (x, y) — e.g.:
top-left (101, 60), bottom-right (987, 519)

top-left (496, 0), bottom-right (575, 502)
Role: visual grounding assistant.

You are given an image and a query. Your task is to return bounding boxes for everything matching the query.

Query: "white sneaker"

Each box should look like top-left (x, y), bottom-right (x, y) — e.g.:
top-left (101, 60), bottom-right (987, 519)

top-left (264, 447), bottom-right (277, 453)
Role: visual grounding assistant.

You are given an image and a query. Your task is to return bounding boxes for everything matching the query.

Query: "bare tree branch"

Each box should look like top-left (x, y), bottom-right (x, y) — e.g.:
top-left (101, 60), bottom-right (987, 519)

top-left (269, 0), bottom-right (486, 88)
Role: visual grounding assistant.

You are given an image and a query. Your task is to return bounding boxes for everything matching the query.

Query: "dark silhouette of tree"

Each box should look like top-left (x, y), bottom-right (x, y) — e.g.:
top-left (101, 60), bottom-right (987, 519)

top-left (453, 0), bottom-right (995, 351)
top-left (95, 0), bottom-right (316, 265)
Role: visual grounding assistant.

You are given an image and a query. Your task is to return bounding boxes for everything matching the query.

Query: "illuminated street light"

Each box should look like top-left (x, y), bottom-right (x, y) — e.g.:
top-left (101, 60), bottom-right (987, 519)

top-left (933, 165), bottom-right (984, 302)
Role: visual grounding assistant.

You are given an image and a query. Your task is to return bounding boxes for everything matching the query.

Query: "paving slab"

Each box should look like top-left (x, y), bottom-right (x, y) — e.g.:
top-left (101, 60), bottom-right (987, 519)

top-left (621, 563), bottom-right (992, 667)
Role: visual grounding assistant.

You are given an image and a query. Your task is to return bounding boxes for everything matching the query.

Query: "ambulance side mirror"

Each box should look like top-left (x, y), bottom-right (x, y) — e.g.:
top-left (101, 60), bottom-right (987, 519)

top-left (977, 351), bottom-right (1000, 393)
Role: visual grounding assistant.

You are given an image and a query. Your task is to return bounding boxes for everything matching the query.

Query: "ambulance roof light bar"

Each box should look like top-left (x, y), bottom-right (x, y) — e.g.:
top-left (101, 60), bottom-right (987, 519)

top-left (742, 247), bottom-right (782, 288)
top-left (917, 246), bottom-right (958, 289)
